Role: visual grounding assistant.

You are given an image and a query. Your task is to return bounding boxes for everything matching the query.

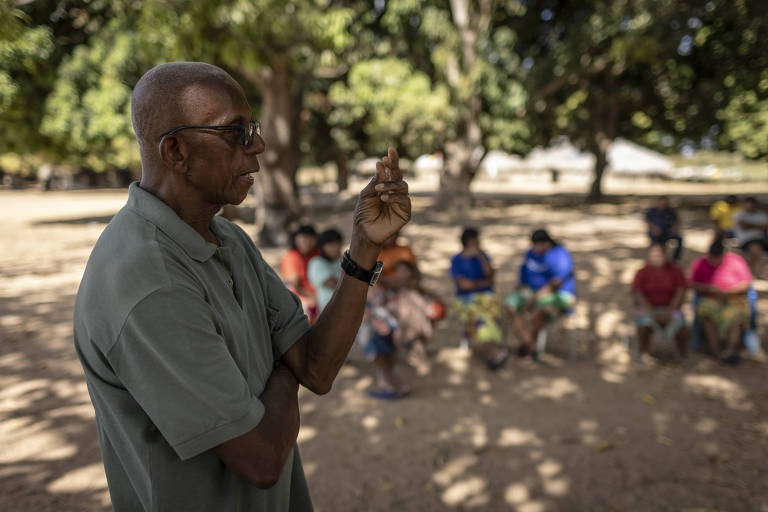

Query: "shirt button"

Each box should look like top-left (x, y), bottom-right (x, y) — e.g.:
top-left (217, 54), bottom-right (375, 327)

top-left (228, 278), bottom-right (234, 287)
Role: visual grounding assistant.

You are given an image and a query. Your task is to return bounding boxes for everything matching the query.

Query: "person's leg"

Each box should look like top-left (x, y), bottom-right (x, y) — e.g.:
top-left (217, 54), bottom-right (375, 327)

top-left (637, 325), bottom-right (653, 355)
top-left (669, 234), bottom-right (683, 262)
top-left (528, 309), bottom-right (549, 357)
top-left (508, 309), bottom-right (533, 353)
top-left (505, 290), bottom-right (533, 351)
top-left (700, 317), bottom-right (721, 359)
top-left (674, 326), bottom-right (689, 358)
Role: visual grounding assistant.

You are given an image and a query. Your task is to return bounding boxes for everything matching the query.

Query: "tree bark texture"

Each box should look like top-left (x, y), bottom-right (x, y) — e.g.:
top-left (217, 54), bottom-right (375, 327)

top-left (251, 65), bottom-right (306, 245)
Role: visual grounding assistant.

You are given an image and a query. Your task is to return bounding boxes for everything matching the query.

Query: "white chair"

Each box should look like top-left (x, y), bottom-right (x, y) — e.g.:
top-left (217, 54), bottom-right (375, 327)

top-left (536, 314), bottom-right (581, 360)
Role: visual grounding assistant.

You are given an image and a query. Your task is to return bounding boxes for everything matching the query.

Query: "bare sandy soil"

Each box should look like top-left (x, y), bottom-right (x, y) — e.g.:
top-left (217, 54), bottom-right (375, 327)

top-left (1, 185), bottom-right (767, 512)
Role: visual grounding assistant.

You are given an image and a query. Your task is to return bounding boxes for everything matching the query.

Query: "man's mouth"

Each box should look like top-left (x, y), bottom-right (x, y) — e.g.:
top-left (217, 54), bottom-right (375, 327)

top-left (237, 168), bottom-right (258, 184)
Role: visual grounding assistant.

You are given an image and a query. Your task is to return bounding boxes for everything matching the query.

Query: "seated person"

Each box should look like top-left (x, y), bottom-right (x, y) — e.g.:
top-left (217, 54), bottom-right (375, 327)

top-left (356, 286), bottom-right (410, 400)
top-left (378, 232), bottom-right (418, 284)
top-left (505, 229), bottom-right (576, 359)
top-left (646, 195), bottom-right (683, 262)
top-left (709, 195), bottom-right (740, 241)
top-left (280, 225), bottom-right (319, 322)
top-left (451, 228), bottom-right (508, 370)
top-left (733, 196), bottom-right (768, 273)
top-left (388, 260), bottom-right (436, 375)
top-left (689, 241), bottom-right (753, 365)
top-left (631, 244), bottom-right (688, 362)
top-left (307, 229), bottom-right (343, 314)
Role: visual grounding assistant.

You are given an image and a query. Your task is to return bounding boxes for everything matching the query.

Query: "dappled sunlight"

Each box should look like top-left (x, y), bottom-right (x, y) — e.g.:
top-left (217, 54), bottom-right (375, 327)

top-left (516, 376), bottom-right (583, 401)
top-left (498, 428), bottom-right (544, 448)
top-left (682, 374), bottom-right (754, 411)
top-left (3, 189), bottom-right (768, 511)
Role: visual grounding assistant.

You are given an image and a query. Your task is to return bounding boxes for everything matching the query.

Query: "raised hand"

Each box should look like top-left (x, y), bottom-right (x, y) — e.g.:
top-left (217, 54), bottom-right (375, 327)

top-left (352, 147), bottom-right (411, 247)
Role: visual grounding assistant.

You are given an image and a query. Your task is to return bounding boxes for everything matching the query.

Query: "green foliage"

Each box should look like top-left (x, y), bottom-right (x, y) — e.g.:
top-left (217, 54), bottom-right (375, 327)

top-left (328, 58), bottom-right (454, 158)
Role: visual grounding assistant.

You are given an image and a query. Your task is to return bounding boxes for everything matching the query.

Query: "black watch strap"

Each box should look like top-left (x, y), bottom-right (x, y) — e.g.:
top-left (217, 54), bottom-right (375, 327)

top-left (341, 250), bottom-right (384, 287)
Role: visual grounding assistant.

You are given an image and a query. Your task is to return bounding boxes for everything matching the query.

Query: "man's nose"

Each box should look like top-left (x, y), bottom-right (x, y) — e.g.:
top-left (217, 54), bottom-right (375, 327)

top-left (246, 133), bottom-right (266, 154)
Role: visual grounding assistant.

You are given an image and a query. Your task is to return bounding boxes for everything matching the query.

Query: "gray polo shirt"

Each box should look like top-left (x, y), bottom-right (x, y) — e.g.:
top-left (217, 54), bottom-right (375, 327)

top-left (74, 183), bottom-right (313, 511)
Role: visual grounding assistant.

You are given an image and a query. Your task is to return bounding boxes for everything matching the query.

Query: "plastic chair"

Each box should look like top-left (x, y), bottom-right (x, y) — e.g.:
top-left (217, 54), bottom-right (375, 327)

top-left (536, 310), bottom-right (580, 359)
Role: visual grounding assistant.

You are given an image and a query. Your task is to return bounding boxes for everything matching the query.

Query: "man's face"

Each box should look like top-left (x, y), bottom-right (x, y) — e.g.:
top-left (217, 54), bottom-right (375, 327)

top-left (657, 197), bottom-right (669, 209)
top-left (532, 241), bottom-right (551, 255)
top-left (180, 83), bottom-right (265, 207)
top-left (744, 200), bottom-right (757, 212)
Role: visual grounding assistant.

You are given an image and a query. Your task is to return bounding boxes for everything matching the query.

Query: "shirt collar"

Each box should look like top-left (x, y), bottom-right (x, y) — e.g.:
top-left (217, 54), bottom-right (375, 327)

top-left (126, 182), bottom-right (218, 262)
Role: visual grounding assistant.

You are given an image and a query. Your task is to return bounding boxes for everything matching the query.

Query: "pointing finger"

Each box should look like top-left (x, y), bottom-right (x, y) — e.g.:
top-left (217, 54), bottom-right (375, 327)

top-left (388, 147), bottom-right (402, 181)
top-left (375, 161), bottom-right (387, 184)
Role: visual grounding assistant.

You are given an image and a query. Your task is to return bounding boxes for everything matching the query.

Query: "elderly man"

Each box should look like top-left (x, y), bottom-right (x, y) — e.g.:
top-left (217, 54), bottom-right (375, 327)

top-left (73, 62), bottom-right (410, 511)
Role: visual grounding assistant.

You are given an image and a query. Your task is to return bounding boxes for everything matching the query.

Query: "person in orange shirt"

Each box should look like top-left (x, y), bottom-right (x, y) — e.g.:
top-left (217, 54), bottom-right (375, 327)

top-left (280, 225), bottom-right (319, 322)
top-left (378, 232), bottom-right (418, 281)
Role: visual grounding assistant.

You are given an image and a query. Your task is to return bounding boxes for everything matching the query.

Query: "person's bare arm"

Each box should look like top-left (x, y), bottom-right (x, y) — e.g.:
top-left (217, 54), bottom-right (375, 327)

top-left (690, 282), bottom-right (720, 296)
top-left (632, 290), bottom-right (652, 310)
top-left (724, 281), bottom-right (750, 295)
top-left (213, 363), bottom-right (299, 488)
top-left (281, 148), bottom-right (411, 395)
top-left (670, 286), bottom-right (686, 310)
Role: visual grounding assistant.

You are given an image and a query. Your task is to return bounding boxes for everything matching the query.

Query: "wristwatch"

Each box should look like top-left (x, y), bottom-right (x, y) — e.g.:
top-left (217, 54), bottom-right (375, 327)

top-left (341, 250), bottom-right (384, 287)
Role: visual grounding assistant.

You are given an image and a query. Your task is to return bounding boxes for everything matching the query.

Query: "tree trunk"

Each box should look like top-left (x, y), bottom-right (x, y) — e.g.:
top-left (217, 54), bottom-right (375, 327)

top-left (588, 146), bottom-right (608, 201)
top-left (587, 85), bottom-right (618, 202)
top-left (437, 140), bottom-right (478, 210)
top-left (336, 155), bottom-right (349, 191)
top-left (436, 0), bottom-right (489, 209)
top-left (253, 66), bottom-right (305, 246)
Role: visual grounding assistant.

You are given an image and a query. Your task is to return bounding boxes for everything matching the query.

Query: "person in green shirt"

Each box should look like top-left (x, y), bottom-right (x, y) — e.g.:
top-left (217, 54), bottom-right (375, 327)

top-left (73, 61), bottom-right (411, 512)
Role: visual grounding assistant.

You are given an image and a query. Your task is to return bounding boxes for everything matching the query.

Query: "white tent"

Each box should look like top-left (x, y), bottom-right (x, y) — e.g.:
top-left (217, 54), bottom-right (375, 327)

top-left (479, 150), bottom-right (524, 177)
top-left (524, 141), bottom-right (595, 172)
top-left (607, 138), bottom-right (674, 177)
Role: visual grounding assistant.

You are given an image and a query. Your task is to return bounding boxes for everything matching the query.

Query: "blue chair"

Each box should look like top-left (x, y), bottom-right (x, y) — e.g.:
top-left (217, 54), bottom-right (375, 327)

top-left (691, 286), bottom-right (761, 354)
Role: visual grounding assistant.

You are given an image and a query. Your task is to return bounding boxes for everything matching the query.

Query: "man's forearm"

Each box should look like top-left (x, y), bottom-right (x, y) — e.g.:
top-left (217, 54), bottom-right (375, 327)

top-left (214, 364), bottom-right (300, 488)
top-left (292, 236), bottom-right (380, 394)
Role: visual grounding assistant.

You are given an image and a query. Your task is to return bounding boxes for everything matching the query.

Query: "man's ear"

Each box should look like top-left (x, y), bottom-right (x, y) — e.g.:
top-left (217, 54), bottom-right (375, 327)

top-left (159, 136), bottom-right (188, 175)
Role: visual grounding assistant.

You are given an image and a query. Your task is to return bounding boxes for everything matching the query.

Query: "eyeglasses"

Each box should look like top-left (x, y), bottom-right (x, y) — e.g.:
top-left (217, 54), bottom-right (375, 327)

top-left (159, 120), bottom-right (261, 148)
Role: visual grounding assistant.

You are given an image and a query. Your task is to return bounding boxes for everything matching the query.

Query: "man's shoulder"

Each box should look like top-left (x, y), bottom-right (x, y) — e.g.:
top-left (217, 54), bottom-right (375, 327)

top-left (75, 208), bottom-right (195, 342)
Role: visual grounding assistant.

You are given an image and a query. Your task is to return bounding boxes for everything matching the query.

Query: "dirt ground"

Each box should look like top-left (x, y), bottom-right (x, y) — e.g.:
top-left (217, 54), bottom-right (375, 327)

top-left (1, 183), bottom-right (768, 512)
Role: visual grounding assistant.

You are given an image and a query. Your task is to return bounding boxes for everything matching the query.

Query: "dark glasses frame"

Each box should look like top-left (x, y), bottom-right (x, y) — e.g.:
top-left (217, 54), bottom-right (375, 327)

top-left (159, 120), bottom-right (261, 147)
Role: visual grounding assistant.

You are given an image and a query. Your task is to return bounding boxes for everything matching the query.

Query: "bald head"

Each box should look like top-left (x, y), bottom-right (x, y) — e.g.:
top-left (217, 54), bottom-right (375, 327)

top-left (131, 62), bottom-right (244, 154)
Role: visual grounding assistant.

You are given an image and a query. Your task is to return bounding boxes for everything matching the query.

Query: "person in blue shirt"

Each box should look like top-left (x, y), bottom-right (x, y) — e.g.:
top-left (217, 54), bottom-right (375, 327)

top-left (505, 229), bottom-right (576, 359)
top-left (451, 228), bottom-right (508, 369)
top-left (645, 195), bottom-right (683, 262)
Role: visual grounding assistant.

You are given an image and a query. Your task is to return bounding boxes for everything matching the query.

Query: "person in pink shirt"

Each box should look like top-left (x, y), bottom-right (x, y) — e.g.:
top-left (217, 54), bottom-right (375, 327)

top-left (689, 240), bottom-right (753, 365)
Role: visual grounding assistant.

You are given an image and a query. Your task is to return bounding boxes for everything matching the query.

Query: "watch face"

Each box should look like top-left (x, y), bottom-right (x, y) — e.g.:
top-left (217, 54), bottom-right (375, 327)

top-left (370, 262), bottom-right (384, 286)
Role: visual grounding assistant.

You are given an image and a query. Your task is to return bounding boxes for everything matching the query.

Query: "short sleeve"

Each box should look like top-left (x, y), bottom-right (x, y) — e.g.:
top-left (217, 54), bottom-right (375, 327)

top-left (450, 255), bottom-right (462, 279)
top-left (281, 250), bottom-right (303, 278)
top-left (731, 255), bottom-right (753, 284)
top-left (673, 265), bottom-right (687, 288)
top-left (631, 268), bottom-right (645, 292)
top-left (689, 259), bottom-right (704, 284)
top-left (708, 203), bottom-right (719, 220)
top-left (261, 260), bottom-right (311, 359)
top-left (109, 286), bottom-right (265, 461)
top-left (547, 248), bottom-right (573, 281)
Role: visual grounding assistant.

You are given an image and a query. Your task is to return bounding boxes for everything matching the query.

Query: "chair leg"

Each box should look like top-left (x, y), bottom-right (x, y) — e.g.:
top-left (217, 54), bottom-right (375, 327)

top-left (536, 328), bottom-right (548, 355)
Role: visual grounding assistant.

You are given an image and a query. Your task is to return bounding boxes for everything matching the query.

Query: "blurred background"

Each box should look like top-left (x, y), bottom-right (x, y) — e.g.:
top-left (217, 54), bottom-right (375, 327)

top-left (2, 0), bottom-right (767, 239)
top-left (1, 1), bottom-right (768, 511)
